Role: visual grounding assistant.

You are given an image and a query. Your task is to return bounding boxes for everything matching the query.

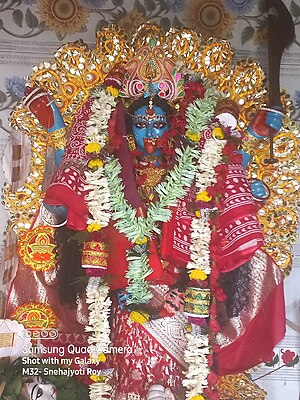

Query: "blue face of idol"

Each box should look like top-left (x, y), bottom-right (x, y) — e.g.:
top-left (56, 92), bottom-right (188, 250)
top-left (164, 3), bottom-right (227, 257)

top-left (132, 105), bottom-right (169, 156)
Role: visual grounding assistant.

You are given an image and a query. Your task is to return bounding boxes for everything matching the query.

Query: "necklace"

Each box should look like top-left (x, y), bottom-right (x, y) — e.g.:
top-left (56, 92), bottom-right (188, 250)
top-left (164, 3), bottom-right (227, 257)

top-left (104, 145), bottom-right (200, 303)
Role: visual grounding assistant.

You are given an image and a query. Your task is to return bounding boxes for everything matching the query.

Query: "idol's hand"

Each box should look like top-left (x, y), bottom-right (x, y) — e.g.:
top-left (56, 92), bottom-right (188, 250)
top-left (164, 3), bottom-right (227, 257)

top-left (248, 107), bottom-right (284, 139)
top-left (23, 85), bottom-right (66, 165)
top-left (23, 85), bottom-right (64, 130)
top-left (117, 289), bottom-right (132, 310)
top-left (237, 149), bottom-right (251, 169)
top-left (251, 179), bottom-right (270, 201)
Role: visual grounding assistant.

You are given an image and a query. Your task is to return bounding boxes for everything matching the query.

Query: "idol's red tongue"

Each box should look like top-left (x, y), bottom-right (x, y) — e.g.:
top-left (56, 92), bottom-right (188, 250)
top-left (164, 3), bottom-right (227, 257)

top-left (144, 138), bottom-right (158, 154)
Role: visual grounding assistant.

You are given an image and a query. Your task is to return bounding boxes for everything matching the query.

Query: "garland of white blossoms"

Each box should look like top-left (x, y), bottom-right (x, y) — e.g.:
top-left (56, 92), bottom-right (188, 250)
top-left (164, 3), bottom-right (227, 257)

top-left (86, 277), bottom-right (112, 400)
top-left (183, 332), bottom-right (210, 399)
top-left (186, 137), bottom-right (226, 277)
top-left (104, 145), bottom-right (200, 304)
top-left (84, 87), bottom-right (117, 231)
top-left (183, 84), bottom-right (227, 399)
top-left (183, 136), bottom-right (226, 400)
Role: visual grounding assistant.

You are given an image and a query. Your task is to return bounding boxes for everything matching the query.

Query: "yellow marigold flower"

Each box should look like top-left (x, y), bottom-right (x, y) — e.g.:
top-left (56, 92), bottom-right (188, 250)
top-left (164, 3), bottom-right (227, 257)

top-left (85, 142), bottom-right (101, 153)
top-left (196, 191), bottom-right (212, 202)
top-left (88, 158), bottom-right (103, 169)
top-left (98, 353), bottom-right (106, 362)
top-left (106, 86), bottom-right (119, 98)
top-left (130, 311), bottom-right (149, 324)
top-left (186, 130), bottom-right (201, 142)
top-left (189, 269), bottom-right (207, 281)
top-left (195, 210), bottom-right (201, 218)
top-left (212, 127), bottom-right (225, 139)
top-left (90, 374), bottom-right (106, 382)
top-left (90, 374), bottom-right (101, 382)
top-left (190, 395), bottom-right (205, 400)
top-left (135, 236), bottom-right (148, 245)
top-left (87, 221), bottom-right (102, 233)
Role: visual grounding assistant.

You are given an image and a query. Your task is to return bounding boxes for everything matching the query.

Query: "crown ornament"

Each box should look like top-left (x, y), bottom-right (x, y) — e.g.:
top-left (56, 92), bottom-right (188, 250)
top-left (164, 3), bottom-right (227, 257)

top-left (118, 33), bottom-right (184, 102)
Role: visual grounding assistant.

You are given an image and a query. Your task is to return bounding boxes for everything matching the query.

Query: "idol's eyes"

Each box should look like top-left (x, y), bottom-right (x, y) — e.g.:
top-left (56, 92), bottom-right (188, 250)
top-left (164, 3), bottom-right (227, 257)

top-left (153, 121), bottom-right (167, 129)
top-left (133, 121), bottom-right (167, 129)
top-left (134, 121), bottom-right (148, 129)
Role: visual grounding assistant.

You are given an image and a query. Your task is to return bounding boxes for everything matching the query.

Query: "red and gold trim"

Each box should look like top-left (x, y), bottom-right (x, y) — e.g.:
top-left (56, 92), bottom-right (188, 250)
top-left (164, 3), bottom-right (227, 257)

top-left (18, 226), bottom-right (56, 272)
top-left (10, 302), bottom-right (57, 330)
top-left (81, 241), bottom-right (108, 269)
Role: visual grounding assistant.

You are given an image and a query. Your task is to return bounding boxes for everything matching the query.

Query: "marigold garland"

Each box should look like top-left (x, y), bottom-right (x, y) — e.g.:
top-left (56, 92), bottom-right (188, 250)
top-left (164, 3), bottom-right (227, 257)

top-left (129, 311), bottom-right (150, 324)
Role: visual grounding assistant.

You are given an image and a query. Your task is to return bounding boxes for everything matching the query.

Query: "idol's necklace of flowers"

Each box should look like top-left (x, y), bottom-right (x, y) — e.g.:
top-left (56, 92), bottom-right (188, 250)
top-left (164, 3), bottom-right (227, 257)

top-left (104, 145), bottom-right (200, 304)
top-left (183, 137), bottom-right (225, 400)
top-left (84, 87), bottom-right (117, 232)
top-left (183, 332), bottom-right (211, 400)
top-left (187, 137), bottom-right (226, 278)
top-left (86, 277), bottom-right (112, 400)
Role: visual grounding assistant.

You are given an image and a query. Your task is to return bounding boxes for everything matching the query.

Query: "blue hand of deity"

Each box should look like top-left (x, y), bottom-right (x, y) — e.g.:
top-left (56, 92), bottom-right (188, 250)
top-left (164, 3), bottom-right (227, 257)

top-left (55, 149), bottom-right (64, 166)
top-left (48, 101), bottom-right (65, 133)
top-left (251, 179), bottom-right (270, 201)
top-left (117, 289), bottom-right (132, 310)
top-left (265, 109), bottom-right (283, 131)
top-left (237, 149), bottom-right (252, 169)
top-left (48, 101), bottom-right (66, 166)
top-left (248, 107), bottom-right (284, 139)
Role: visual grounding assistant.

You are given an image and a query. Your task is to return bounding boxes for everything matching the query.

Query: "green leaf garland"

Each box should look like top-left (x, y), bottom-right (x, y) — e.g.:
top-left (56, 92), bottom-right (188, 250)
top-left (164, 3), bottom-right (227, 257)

top-left (104, 145), bottom-right (199, 303)
top-left (186, 87), bottom-right (219, 133)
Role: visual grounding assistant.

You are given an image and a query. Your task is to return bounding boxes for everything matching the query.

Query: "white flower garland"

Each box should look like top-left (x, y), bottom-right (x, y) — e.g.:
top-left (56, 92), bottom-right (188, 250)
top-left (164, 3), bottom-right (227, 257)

top-left (86, 277), bottom-right (112, 400)
top-left (84, 88), bottom-right (117, 230)
top-left (183, 333), bottom-right (210, 398)
top-left (184, 136), bottom-right (226, 399)
top-left (187, 137), bottom-right (226, 275)
top-left (89, 382), bottom-right (112, 400)
top-left (194, 137), bottom-right (226, 192)
top-left (187, 217), bottom-right (212, 274)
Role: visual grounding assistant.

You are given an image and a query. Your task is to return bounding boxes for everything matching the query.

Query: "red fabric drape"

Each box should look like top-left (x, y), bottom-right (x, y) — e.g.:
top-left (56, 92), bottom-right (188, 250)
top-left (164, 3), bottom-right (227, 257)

top-left (217, 280), bottom-right (286, 375)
